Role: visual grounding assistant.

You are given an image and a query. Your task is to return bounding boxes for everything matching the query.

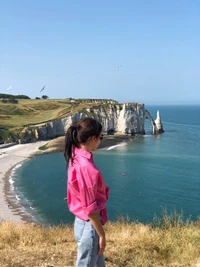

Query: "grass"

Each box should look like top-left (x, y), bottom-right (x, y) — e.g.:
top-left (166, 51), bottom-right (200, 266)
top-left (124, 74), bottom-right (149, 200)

top-left (0, 100), bottom-right (71, 128)
top-left (0, 98), bottom-right (123, 143)
top-left (0, 99), bottom-right (74, 142)
top-left (38, 143), bottom-right (49, 150)
top-left (0, 99), bottom-right (119, 142)
top-left (0, 213), bottom-right (200, 267)
top-left (0, 99), bottom-right (121, 128)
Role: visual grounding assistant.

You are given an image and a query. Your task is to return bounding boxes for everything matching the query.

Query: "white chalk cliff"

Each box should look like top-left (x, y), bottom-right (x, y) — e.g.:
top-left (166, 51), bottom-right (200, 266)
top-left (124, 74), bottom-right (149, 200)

top-left (35, 102), bottom-right (164, 140)
top-left (154, 110), bottom-right (164, 133)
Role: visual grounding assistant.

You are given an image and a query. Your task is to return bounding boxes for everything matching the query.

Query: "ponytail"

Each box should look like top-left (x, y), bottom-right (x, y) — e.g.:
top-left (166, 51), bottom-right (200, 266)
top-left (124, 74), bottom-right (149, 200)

top-left (64, 125), bottom-right (78, 164)
top-left (64, 118), bottom-right (102, 164)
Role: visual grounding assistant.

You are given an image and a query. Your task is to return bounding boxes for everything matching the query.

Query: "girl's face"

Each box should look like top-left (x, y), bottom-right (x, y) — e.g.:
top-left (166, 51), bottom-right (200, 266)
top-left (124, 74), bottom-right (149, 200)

top-left (90, 133), bottom-right (103, 151)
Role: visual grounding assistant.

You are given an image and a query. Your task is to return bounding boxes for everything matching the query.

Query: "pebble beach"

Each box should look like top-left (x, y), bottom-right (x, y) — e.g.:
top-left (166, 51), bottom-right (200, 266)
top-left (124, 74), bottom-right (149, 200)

top-left (0, 141), bottom-right (47, 223)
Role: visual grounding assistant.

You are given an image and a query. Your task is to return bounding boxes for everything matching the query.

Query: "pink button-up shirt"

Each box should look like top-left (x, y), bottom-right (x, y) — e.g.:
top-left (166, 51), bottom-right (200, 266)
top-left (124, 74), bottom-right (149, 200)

top-left (67, 146), bottom-right (109, 225)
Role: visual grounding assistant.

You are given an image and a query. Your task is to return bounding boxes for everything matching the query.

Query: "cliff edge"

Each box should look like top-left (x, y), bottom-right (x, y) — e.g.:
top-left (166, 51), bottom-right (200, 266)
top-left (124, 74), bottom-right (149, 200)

top-left (35, 101), bottom-right (164, 141)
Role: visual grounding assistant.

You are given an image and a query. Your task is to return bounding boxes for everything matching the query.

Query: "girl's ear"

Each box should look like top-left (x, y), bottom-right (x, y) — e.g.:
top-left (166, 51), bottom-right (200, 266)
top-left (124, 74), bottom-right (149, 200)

top-left (90, 136), bottom-right (97, 142)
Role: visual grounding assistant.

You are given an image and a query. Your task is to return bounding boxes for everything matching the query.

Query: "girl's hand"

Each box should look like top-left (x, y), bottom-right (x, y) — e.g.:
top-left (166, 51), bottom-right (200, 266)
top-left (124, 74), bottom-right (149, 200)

top-left (88, 213), bottom-right (106, 255)
top-left (98, 235), bottom-right (106, 255)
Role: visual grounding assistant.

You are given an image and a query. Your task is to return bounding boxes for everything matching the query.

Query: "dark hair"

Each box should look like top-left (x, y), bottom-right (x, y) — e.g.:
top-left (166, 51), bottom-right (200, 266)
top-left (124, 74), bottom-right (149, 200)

top-left (64, 118), bottom-right (102, 163)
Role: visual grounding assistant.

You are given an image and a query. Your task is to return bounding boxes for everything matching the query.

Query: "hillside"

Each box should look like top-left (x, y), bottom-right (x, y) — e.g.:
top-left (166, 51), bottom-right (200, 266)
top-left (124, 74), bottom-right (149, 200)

top-left (1, 214), bottom-right (200, 267)
top-left (0, 98), bottom-right (118, 143)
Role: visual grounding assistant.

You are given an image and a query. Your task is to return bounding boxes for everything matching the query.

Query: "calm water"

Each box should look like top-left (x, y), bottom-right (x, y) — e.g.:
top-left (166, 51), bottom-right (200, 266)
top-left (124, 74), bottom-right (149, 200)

top-left (13, 105), bottom-right (200, 225)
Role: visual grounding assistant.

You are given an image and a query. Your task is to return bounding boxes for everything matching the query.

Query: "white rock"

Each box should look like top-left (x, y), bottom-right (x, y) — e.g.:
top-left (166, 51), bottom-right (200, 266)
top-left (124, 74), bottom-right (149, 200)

top-left (35, 103), bottom-right (164, 139)
top-left (154, 110), bottom-right (164, 133)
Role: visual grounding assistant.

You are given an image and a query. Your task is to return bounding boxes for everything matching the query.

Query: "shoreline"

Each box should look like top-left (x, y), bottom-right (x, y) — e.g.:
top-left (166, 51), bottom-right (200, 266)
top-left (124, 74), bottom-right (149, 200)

top-left (4, 163), bottom-right (38, 224)
top-left (0, 135), bottom-right (134, 224)
top-left (0, 141), bottom-right (48, 223)
top-left (43, 134), bottom-right (135, 152)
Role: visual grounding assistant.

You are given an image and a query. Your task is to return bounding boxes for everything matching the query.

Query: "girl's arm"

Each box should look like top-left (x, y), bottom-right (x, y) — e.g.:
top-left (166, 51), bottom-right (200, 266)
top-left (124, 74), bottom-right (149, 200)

top-left (88, 212), bottom-right (106, 256)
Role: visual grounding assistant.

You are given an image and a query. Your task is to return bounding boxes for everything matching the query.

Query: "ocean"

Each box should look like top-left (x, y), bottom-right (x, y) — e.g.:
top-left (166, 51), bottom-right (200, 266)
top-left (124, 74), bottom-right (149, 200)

top-left (12, 105), bottom-right (200, 225)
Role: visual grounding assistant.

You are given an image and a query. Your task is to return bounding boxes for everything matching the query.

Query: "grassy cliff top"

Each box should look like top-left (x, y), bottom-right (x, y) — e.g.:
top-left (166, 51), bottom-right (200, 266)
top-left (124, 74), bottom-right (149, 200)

top-left (0, 98), bottom-right (122, 142)
top-left (0, 97), bottom-right (144, 143)
top-left (0, 214), bottom-right (200, 267)
top-left (0, 98), bottom-right (122, 128)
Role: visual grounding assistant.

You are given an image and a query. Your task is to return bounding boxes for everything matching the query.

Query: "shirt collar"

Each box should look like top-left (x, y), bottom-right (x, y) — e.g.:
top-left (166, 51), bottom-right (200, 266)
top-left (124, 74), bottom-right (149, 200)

top-left (73, 146), bottom-right (93, 160)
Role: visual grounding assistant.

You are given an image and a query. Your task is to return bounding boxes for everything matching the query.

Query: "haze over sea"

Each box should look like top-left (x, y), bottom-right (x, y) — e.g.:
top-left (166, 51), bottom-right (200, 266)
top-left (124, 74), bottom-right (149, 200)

top-left (12, 105), bottom-right (200, 225)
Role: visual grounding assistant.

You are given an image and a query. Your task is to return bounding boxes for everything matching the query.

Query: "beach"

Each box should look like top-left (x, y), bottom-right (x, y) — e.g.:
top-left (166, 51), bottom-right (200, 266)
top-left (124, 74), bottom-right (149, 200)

top-left (0, 141), bottom-right (47, 223)
top-left (44, 134), bottom-right (134, 152)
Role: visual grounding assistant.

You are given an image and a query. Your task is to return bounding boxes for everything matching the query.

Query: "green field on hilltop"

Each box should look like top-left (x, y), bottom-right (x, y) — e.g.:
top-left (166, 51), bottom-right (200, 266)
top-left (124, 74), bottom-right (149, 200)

top-left (0, 97), bottom-right (117, 142)
top-left (0, 99), bottom-right (73, 127)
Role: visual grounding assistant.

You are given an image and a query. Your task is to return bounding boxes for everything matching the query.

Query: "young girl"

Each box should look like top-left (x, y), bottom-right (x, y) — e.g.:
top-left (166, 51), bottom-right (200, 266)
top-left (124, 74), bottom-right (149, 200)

top-left (64, 118), bottom-right (109, 267)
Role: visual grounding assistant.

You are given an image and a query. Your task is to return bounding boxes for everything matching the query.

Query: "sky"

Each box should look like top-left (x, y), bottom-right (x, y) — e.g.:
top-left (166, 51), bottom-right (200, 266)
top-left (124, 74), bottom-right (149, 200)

top-left (0, 0), bottom-right (200, 105)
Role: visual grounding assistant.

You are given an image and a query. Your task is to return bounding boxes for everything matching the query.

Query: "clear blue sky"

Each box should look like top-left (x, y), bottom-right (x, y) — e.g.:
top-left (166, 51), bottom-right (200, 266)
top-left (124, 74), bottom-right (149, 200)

top-left (0, 0), bottom-right (200, 104)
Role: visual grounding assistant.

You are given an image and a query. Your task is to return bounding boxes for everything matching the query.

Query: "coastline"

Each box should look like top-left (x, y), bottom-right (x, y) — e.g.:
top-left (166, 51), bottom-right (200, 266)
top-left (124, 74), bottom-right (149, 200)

top-left (0, 141), bottom-right (48, 223)
top-left (43, 134), bottom-right (134, 152)
top-left (0, 135), bottom-right (133, 224)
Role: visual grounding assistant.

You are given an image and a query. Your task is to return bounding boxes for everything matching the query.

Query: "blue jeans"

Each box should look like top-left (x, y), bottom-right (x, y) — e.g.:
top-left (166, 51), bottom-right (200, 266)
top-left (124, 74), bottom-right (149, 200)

top-left (74, 217), bottom-right (106, 267)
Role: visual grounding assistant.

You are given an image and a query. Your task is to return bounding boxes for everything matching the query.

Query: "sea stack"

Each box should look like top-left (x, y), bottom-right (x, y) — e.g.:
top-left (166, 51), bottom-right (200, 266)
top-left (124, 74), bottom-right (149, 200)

top-left (155, 110), bottom-right (164, 133)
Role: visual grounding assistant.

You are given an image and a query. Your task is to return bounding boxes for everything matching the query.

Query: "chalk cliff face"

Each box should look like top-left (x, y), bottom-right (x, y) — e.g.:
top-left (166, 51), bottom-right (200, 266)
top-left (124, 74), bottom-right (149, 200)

top-left (35, 103), bottom-right (163, 140)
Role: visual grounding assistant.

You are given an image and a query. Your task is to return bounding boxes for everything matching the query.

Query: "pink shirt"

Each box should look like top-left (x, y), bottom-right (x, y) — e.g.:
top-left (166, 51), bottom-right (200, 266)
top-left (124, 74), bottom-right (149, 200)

top-left (67, 146), bottom-right (109, 225)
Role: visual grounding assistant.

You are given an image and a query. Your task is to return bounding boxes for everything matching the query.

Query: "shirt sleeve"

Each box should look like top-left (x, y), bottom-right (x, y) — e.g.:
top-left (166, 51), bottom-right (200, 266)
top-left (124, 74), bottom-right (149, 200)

top-left (105, 186), bottom-right (110, 200)
top-left (78, 164), bottom-right (100, 215)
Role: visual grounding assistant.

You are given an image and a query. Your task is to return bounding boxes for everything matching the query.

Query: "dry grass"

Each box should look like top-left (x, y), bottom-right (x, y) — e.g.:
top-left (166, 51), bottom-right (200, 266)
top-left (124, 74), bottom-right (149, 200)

top-left (0, 217), bottom-right (200, 267)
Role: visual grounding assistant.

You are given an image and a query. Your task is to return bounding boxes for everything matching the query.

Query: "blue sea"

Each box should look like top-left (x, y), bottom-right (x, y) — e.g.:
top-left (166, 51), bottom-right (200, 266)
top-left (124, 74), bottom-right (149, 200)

top-left (12, 105), bottom-right (200, 225)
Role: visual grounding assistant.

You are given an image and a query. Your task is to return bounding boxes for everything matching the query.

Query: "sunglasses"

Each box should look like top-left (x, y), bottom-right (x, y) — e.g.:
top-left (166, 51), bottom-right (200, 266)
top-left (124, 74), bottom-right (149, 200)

top-left (87, 134), bottom-right (103, 142)
top-left (99, 134), bottom-right (103, 141)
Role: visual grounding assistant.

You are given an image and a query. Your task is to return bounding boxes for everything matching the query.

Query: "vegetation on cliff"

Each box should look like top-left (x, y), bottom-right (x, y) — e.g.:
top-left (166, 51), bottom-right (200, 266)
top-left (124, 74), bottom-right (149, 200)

top-left (0, 212), bottom-right (200, 267)
top-left (0, 97), bottom-right (119, 143)
top-left (0, 93), bottom-right (30, 100)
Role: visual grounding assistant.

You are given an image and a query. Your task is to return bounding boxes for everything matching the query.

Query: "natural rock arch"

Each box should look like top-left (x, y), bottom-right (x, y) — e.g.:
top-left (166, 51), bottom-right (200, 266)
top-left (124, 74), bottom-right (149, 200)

top-left (107, 128), bottom-right (115, 135)
top-left (144, 110), bottom-right (157, 134)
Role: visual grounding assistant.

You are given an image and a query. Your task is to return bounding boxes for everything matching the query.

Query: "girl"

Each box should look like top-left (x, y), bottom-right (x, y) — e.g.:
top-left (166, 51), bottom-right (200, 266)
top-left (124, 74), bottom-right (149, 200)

top-left (64, 118), bottom-right (109, 267)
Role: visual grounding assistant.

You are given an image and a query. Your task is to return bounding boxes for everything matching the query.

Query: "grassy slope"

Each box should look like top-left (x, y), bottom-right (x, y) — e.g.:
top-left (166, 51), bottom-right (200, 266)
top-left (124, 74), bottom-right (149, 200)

top-left (0, 99), bottom-right (72, 127)
top-left (0, 99), bottom-right (115, 127)
top-left (0, 216), bottom-right (200, 267)
top-left (0, 99), bottom-right (111, 142)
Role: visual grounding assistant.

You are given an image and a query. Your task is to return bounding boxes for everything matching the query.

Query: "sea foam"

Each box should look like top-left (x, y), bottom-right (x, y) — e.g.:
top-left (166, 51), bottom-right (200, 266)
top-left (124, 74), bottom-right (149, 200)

top-left (107, 142), bottom-right (127, 150)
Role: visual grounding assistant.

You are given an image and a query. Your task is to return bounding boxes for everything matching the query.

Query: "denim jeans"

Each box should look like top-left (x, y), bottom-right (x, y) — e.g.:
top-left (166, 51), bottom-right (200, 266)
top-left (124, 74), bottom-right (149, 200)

top-left (74, 217), bottom-right (106, 267)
